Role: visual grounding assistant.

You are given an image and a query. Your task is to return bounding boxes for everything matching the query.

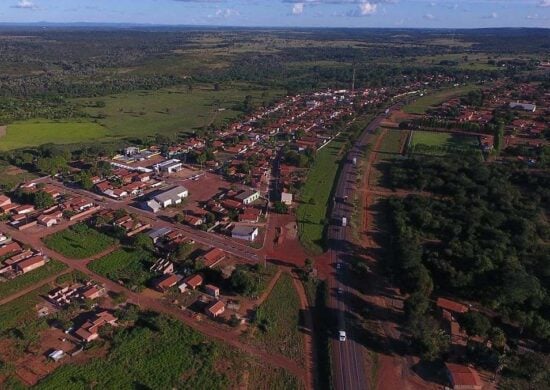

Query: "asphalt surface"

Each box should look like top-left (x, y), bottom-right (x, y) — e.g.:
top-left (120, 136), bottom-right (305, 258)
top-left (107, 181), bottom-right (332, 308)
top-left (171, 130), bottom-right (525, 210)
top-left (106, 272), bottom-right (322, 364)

top-left (329, 104), bottom-right (402, 390)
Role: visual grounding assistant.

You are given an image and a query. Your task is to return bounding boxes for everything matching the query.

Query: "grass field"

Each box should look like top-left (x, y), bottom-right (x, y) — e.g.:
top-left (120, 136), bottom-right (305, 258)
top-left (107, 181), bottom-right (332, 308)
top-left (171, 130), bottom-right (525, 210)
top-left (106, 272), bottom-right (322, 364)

top-left (0, 260), bottom-right (67, 300)
top-left (0, 284), bottom-right (51, 333)
top-left (34, 311), bottom-right (269, 390)
top-left (77, 83), bottom-right (284, 139)
top-left (88, 247), bottom-right (155, 291)
top-left (297, 136), bottom-right (346, 254)
top-left (377, 129), bottom-right (406, 155)
top-left (254, 273), bottom-right (303, 362)
top-left (0, 121), bottom-right (108, 150)
top-left (403, 85), bottom-right (479, 115)
top-left (43, 223), bottom-right (117, 259)
top-left (409, 130), bottom-right (481, 156)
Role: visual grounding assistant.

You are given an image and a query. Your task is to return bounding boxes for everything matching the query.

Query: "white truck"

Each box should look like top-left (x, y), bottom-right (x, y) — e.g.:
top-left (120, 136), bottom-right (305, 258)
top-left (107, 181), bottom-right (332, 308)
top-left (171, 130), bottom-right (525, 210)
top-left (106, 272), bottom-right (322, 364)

top-left (352, 157), bottom-right (357, 166)
top-left (339, 330), bottom-right (347, 342)
top-left (341, 217), bottom-right (347, 227)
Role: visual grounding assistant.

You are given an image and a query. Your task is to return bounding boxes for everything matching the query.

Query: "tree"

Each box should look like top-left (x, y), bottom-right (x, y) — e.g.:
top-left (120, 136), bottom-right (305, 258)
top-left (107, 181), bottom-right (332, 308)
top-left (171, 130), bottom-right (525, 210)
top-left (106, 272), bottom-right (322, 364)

top-left (462, 311), bottom-right (491, 338)
top-left (273, 201), bottom-right (288, 214)
top-left (230, 268), bottom-right (257, 296)
top-left (33, 191), bottom-right (54, 209)
top-left (133, 233), bottom-right (154, 252)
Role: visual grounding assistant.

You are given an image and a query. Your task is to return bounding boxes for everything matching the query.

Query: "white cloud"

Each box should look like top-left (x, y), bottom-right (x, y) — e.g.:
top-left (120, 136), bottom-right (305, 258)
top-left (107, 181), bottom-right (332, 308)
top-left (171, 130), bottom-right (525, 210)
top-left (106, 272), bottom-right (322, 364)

top-left (539, 0), bottom-right (550, 7)
top-left (292, 3), bottom-right (305, 14)
top-left (423, 13), bottom-right (435, 20)
top-left (12, 0), bottom-right (37, 9)
top-left (358, 2), bottom-right (377, 15)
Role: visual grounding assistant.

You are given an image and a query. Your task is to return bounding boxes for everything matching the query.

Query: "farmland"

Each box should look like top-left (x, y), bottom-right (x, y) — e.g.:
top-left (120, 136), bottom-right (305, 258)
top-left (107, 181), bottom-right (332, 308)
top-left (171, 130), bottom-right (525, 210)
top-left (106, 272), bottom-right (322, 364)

top-left (254, 273), bottom-right (303, 362)
top-left (0, 121), bottom-right (108, 151)
top-left (43, 224), bottom-right (117, 259)
top-left (403, 85), bottom-right (479, 115)
top-left (0, 260), bottom-right (67, 300)
top-left (409, 130), bottom-right (481, 157)
top-left (297, 136), bottom-right (346, 254)
top-left (87, 247), bottom-right (155, 291)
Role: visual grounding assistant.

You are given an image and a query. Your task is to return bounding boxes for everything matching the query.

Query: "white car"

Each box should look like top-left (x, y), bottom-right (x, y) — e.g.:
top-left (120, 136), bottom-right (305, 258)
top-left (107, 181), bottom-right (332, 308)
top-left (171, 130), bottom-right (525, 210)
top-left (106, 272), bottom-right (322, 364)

top-left (337, 288), bottom-right (343, 295)
top-left (339, 330), bottom-right (347, 342)
top-left (336, 263), bottom-right (342, 270)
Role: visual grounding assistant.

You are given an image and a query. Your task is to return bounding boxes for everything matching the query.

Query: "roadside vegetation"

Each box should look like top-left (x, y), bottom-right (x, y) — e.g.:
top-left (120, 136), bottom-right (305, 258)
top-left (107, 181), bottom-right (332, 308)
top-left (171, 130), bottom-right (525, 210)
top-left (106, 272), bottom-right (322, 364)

top-left (43, 223), bottom-right (117, 259)
top-left (0, 260), bottom-right (67, 300)
top-left (297, 136), bottom-right (347, 254)
top-left (253, 273), bottom-right (303, 362)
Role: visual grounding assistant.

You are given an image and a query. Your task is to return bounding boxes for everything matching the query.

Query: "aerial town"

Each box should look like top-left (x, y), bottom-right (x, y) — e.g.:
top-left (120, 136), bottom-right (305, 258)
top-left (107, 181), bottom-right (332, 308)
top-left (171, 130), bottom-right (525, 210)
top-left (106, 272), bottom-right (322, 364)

top-left (0, 11), bottom-right (548, 390)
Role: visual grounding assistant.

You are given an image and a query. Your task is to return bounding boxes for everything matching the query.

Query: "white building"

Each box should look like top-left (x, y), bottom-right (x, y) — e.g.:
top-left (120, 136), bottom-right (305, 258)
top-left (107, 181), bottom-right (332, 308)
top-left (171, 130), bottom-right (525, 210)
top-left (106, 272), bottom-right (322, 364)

top-left (153, 186), bottom-right (189, 208)
top-left (509, 102), bottom-right (536, 112)
top-left (234, 189), bottom-right (260, 205)
top-left (231, 225), bottom-right (259, 241)
top-left (154, 159), bottom-right (183, 174)
top-left (281, 192), bottom-right (293, 206)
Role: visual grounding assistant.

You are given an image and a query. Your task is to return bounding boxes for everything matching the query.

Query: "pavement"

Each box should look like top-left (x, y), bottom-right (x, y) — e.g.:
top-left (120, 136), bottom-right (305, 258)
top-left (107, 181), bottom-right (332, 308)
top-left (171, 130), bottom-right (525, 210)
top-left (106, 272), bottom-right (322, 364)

top-left (328, 104), bottom-right (403, 390)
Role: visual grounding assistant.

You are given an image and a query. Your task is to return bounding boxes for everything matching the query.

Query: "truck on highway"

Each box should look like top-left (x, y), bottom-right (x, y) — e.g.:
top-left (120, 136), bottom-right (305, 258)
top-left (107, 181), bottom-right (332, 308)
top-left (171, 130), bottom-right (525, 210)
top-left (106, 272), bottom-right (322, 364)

top-left (341, 217), bottom-right (347, 227)
top-left (352, 157), bottom-right (357, 166)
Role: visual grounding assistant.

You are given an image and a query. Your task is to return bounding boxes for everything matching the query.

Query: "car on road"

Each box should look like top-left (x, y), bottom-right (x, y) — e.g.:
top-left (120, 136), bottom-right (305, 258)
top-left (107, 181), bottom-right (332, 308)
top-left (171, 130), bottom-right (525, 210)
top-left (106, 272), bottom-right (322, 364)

top-left (339, 330), bottom-right (347, 342)
top-left (336, 263), bottom-right (342, 270)
top-left (338, 288), bottom-right (343, 295)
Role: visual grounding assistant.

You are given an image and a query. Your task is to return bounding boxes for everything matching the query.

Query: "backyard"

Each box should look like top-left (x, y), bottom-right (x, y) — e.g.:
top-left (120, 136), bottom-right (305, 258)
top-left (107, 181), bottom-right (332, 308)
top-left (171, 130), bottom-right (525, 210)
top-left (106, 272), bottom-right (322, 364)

top-left (253, 273), bottom-right (303, 363)
top-left (43, 223), bottom-right (117, 259)
top-left (296, 135), bottom-right (346, 254)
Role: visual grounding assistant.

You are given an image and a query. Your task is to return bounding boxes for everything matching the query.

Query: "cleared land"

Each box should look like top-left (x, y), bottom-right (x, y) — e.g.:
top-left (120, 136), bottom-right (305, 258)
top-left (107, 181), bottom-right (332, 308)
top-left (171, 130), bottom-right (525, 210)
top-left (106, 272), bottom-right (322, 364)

top-left (33, 311), bottom-right (299, 390)
top-left (0, 121), bottom-right (108, 151)
top-left (297, 136), bottom-right (346, 254)
top-left (0, 260), bottom-right (66, 300)
top-left (88, 247), bottom-right (155, 291)
top-left (78, 83), bottom-right (284, 139)
top-left (409, 130), bottom-right (481, 156)
top-left (254, 273), bottom-right (303, 362)
top-left (403, 85), bottom-right (479, 115)
top-left (43, 224), bottom-right (117, 259)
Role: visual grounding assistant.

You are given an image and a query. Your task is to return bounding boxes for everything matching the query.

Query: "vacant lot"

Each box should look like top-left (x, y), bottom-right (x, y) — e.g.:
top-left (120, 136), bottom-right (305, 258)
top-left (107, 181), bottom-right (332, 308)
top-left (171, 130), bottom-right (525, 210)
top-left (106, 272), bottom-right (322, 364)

top-left (409, 130), bottom-right (481, 156)
top-left (297, 136), bottom-right (346, 254)
top-left (0, 260), bottom-right (67, 300)
top-left (0, 121), bottom-right (108, 151)
top-left (403, 85), bottom-right (479, 115)
top-left (78, 83), bottom-right (284, 139)
top-left (88, 247), bottom-right (154, 291)
top-left (43, 224), bottom-right (117, 259)
top-left (0, 285), bottom-right (51, 334)
top-left (254, 273), bottom-right (303, 362)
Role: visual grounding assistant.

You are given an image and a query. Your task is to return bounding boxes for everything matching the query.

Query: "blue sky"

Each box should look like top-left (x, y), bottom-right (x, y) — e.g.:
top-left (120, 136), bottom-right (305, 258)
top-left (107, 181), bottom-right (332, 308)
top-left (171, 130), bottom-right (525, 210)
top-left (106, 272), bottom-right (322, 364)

top-left (1, 0), bottom-right (549, 28)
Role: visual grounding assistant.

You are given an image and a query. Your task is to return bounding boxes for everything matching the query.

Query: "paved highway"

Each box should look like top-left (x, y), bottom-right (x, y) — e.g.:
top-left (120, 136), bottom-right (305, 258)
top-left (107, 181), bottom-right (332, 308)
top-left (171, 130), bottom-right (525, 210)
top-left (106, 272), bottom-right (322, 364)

top-left (329, 103), bottom-right (402, 390)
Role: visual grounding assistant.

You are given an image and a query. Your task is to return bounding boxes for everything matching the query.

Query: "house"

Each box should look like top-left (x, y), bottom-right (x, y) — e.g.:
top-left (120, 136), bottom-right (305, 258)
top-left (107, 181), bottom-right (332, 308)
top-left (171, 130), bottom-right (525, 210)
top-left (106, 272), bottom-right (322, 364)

top-left (206, 300), bottom-right (225, 318)
top-left (437, 298), bottom-right (468, 315)
top-left (0, 242), bottom-right (22, 257)
top-left (81, 285), bottom-right (105, 301)
top-left (154, 159), bottom-right (183, 174)
top-left (141, 199), bottom-right (161, 214)
top-left (204, 284), bottom-right (220, 298)
top-left (148, 227), bottom-right (172, 244)
top-left (153, 273), bottom-right (181, 292)
top-left (16, 255), bottom-right (46, 274)
top-left (445, 363), bottom-right (482, 390)
top-left (201, 248), bottom-right (226, 268)
top-left (239, 208), bottom-right (261, 223)
top-left (281, 192), bottom-right (293, 206)
top-left (509, 101), bottom-right (536, 112)
top-left (150, 258), bottom-right (174, 275)
top-left (14, 205), bottom-right (35, 215)
top-left (179, 274), bottom-right (203, 292)
top-left (184, 214), bottom-right (204, 227)
top-left (75, 311), bottom-right (117, 342)
top-left (0, 195), bottom-right (11, 208)
top-left (234, 189), bottom-right (260, 205)
top-left (48, 350), bottom-right (66, 362)
top-left (231, 225), bottom-right (259, 241)
top-left (153, 186), bottom-right (189, 208)
top-left (37, 213), bottom-right (61, 227)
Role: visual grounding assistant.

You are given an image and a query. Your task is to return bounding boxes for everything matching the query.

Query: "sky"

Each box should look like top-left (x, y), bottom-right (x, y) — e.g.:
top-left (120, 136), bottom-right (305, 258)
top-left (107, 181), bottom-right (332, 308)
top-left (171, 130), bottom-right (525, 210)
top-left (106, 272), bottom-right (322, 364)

top-left (1, 0), bottom-right (549, 28)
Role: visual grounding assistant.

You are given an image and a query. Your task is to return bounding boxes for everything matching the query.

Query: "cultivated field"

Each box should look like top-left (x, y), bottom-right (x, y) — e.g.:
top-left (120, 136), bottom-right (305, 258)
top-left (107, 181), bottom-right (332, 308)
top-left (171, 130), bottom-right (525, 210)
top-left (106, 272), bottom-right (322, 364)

top-left (43, 224), bottom-right (117, 259)
top-left (0, 121), bottom-right (108, 151)
top-left (409, 130), bottom-right (481, 156)
top-left (253, 273), bottom-right (303, 362)
top-left (88, 247), bottom-right (154, 291)
top-left (297, 136), bottom-right (346, 254)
